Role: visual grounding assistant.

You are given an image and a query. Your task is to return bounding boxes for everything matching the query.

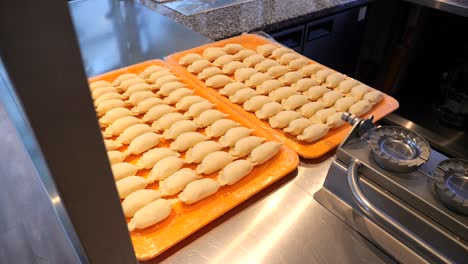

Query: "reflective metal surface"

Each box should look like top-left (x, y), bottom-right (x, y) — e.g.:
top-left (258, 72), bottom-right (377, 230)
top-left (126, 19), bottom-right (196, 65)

top-left (162, 0), bottom-right (256, 16)
top-left (403, 0), bottom-right (468, 17)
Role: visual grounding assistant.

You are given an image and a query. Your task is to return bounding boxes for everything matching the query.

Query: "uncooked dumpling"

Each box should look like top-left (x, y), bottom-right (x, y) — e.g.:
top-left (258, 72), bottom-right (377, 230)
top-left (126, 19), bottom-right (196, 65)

top-left (155, 75), bottom-right (180, 88)
top-left (218, 160), bottom-right (254, 186)
top-left (116, 124), bottom-right (153, 144)
top-left (299, 102), bottom-right (325, 118)
top-left (179, 178), bottom-right (220, 204)
top-left (131, 97), bottom-right (164, 114)
top-left (271, 47), bottom-right (293, 59)
top-left (279, 71), bottom-right (302, 85)
top-left (170, 132), bottom-right (207, 152)
top-left (213, 54), bottom-right (236, 67)
top-left (300, 64), bottom-right (324, 77)
top-left (248, 142), bottom-right (282, 165)
top-left (303, 86), bottom-right (331, 100)
top-left (126, 132), bottom-right (160, 155)
top-left (336, 79), bottom-right (359, 93)
top-left (297, 123), bottom-right (330, 142)
top-left (91, 87), bottom-right (115, 101)
top-left (267, 65), bottom-right (289, 78)
top-left (223, 43), bottom-right (244, 54)
top-left (96, 99), bottom-right (126, 116)
top-left (139, 65), bottom-right (167, 79)
top-left (269, 86), bottom-right (297, 102)
top-left (127, 199), bottom-right (171, 231)
top-left (196, 151), bottom-right (234, 174)
top-left (313, 69), bottom-right (332, 83)
top-left (136, 148), bottom-right (180, 170)
top-left (255, 102), bottom-right (284, 120)
top-left (291, 78), bottom-right (319, 92)
top-left (269, 110), bottom-right (302, 128)
top-left (179, 53), bottom-right (203, 66)
top-left (90, 80), bottom-right (111, 91)
top-left (245, 73), bottom-right (272, 87)
top-left (219, 126), bottom-right (253, 147)
top-left (230, 136), bottom-right (265, 157)
top-left (349, 100), bottom-right (372, 116)
top-left (281, 94), bottom-right (309, 110)
top-left (148, 156), bottom-right (185, 182)
top-left (197, 67), bottom-right (223, 80)
top-left (363, 90), bottom-right (384, 104)
top-left (243, 54), bottom-right (265, 67)
top-left (163, 120), bottom-right (199, 140)
top-left (152, 112), bottom-right (187, 132)
top-left (99, 107), bottom-right (135, 126)
top-left (219, 82), bottom-right (248, 96)
top-left (350, 84), bottom-right (371, 100)
top-left (107, 151), bottom-right (128, 165)
top-left (160, 168), bottom-right (198, 196)
top-left (278, 53), bottom-right (301, 65)
top-left (185, 140), bottom-right (223, 163)
top-left (158, 82), bottom-right (187, 96)
top-left (313, 108), bottom-right (336, 123)
top-left (233, 49), bottom-right (256, 60)
top-left (243, 95), bottom-right (273, 112)
top-left (205, 75), bottom-right (233, 88)
top-left (128, 91), bottom-right (156, 106)
top-left (112, 162), bottom-right (139, 181)
top-left (147, 71), bottom-right (172, 84)
top-left (115, 176), bottom-right (149, 199)
top-left (187, 59), bottom-right (212, 73)
top-left (234, 67), bottom-right (258, 82)
top-left (324, 73), bottom-right (346, 88)
top-left (120, 77), bottom-right (146, 91)
top-left (185, 101), bottom-right (215, 118)
top-left (94, 92), bottom-right (124, 106)
top-left (122, 189), bottom-right (161, 218)
top-left (284, 117), bottom-right (315, 136)
top-left (229, 88), bottom-right (258, 103)
top-left (113, 73), bottom-right (138, 86)
top-left (289, 58), bottom-right (309, 70)
top-left (326, 112), bottom-right (346, 129)
top-left (123, 83), bottom-right (153, 97)
top-left (205, 119), bottom-right (239, 138)
top-left (194, 109), bottom-right (227, 127)
top-left (321, 90), bottom-right (343, 107)
top-left (142, 104), bottom-right (176, 123)
top-left (255, 59), bottom-right (280, 72)
top-left (164, 88), bottom-right (194, 104)
top-left (257, 44), bottom-right (277, 57)
top-left (176, 95), bottom-right (206, 111)
top-left (104, 139), bottom-right (123, 151)
top-left (222, 61), bottom-right (246, 75)
top-left (334, 97), bottom-right (357, 112)
top-left (203, 47), bottom-right (227, 61)
top-left (256, 79), bottom-right (283, 95)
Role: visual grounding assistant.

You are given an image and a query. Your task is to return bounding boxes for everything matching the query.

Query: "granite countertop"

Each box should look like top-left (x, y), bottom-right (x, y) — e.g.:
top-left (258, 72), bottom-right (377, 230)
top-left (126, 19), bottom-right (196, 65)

top-left (140, 0), bottom-right (370, 40)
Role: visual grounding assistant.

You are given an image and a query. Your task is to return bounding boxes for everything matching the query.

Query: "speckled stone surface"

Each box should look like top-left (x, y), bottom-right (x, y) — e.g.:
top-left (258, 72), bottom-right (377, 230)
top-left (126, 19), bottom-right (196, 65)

top-left (140, 0), bottom-right (370, 40)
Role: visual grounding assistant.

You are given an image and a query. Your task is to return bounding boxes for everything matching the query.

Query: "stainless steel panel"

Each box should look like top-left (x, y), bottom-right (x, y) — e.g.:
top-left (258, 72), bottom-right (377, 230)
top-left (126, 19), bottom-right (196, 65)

top-left (403, 0), bottom-right (468, 17)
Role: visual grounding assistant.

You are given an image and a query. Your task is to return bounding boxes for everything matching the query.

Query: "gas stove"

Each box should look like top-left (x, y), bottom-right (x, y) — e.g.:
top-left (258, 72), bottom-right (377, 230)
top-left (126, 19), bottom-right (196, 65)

top-left (315, 113), bottom-right (468, 263)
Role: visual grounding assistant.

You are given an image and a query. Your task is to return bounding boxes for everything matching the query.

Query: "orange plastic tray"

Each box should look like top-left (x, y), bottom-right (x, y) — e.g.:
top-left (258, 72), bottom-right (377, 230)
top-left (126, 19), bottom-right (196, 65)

top-left (165, 34), bottom-right (399, 158)
top-left (89, 60), bottom-right (299, 260)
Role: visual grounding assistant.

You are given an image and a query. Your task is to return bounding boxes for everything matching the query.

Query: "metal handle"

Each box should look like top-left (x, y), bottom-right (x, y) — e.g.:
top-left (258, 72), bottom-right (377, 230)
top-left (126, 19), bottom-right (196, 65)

top-left (346, 159), bottom-right (451, 263)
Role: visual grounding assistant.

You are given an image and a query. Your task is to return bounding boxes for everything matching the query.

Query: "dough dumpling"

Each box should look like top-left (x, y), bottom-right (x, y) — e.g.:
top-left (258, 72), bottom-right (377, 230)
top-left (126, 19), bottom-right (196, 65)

top-left (278, 53), bottom-right (301, 65)
top-left (136, 148), bottom-right (180, 170)
top-left (234, 67), bottom-right (258, 82)
top-left (349, 100), bottom-right (372, 116)
top-left (196, 151), bottom-right (234, 174)
top-left (229, 88), bottom-right (258, 103)
top-left (170, 132), bottom-right (207, 152)
top-left (248, 142), bottom-right (282, 165)
top-left (289, 58), bottom-right (309, 70)
top-left (324, 73), bottom-right (346, 88)
top-left (115, 176), bottom-right (149, 199)
top-left (336, 79), bottom-right (359, 93)
top-left (160, 168), bottom-right (198, 196)
top-left (147, 71), bottom-right (172, 84)
top-left (269, 86), bottom-right (297, 102)
top-left (218, 160), bottom-right (254, 186)
top-left (107, 151), bottom-right (128, 165)
top-left (179, 53), bottom-right (202, 66)
top-left (158, 82), bottom-right (187, 96)
top-left (233, 49), bottom-right (256, 60)
top-left (164, 88), bottom-right (194, 105)
top-left (112, 73), bottom-right (138, 86)
top-left (90, 80), bottom-right (111, 91)
top-left (255, 59), bottom-right (280, 72)
top-left (245, 73), bottom-right (272, 87)
top-left (219, 82), bottom-right (248, 96)
top-left (281, 94), bottom-right (309, 110)
top-left (230, 136), bottom-right (266, 157)
top-left (124, 83), bottom-right (153, 97)
top-left (99, 107), bottom-right (135, 126)
top-left (299, 102), bottom-right (325, 118)
top-left (128, 91), bottom-right (157, 106)
top-left (104, 115), bottom-right (141, 137)
top-left (194, 109), bottom-right (227, 127)
top-left (127, 199), bottom-right (171, 231)
top-left (255, 102), bottom-right (284, 120)
top-left (120, 78), bottom-right (146, 91)
top-left (148, 156), bottom-right (185, 182)
top-left (279, 71), bottom-right (302, 85)
top-left (334, 97), bottom-right (357, 112)
top-left (179, 178), bottom-right (220, 204)
top-left (188, 59), bottom-right (212, 73)
top-left (243, 95), bottom-right (273, 112)
top-left (122, 189), bottom-right (161, 218)
top-left (326, 112), bottom-right (346, 129)
top-left (219, 126), bottom-right (253, 147)
top-left (300, 64), bottom-right (324, 77)
top-left (257, 44), bottom-right (277, 57)
top-left (297, 123), bottom-right (330, 142)
top-left (185, 140), bottom-right (223, 163)
top-left (205, 75), bottom-right (233, 88)
top-left (363, 90), bottom-right (384, 104)
top-left (94, 92), bottom-right (124, 106)
top-left (271, 47), bottom-right (293, 59)
top-left (269, 110), bottom-right (302, 128)
top-left (142, 105), bottom-right (176, 123)
top-left (152, 112), bottom-right (187, 132)
top-left (350, 84), bottom-right (371, 100)
top-left (116, 124), bottom-right (153, 144)
top-left (284, 117), bottom-right (315, 136)
top-left (292, 78), bottom-right (319, 92)
top-left (321, 90), bottom-right (343, 107)
top-left (313, 108), bottom-right (336, 123)
top-left (197, 67), bottom-right (223, 80)
top-left (176, 95), bottom-right (206, 111)
top-left (222, 61), bottom-right (246, 75)
top-left (163, 120), bottom-right (199, 140)
top-left (223, 43), bottom-right (244, 54)
top-left (185, 101), bottom-right (215, 118)
top-left (205, 119), bottom-right (239, 138)
top-left (126, 132), bottom-right (161, 155)
top-left (131, 97), bottom-right (164, 114)
top-left (96, 99), bottom-right (126, 115)
top-left (140, 65), bottom-right (167, 79)
top-left (155, 75), bottom-right (180, 88)
top-left (203, 47), bottom-right (227, 61)
top-left (243, 54), bottom-right (265, 67)
top-left (313, 69), bottom-right (332, 83)
top-left (104, 139), bottom-right (123, 151)
top-left (267, 65), bottom-right (289, 78)
top-left (213, 54), bottom-right (236, 67)
top-left (303, 86), bottom-right (331, 100)
top-left (256, 79), bottom-right (283, 95)
top-left (111, 162), bottom-right (139, 181)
